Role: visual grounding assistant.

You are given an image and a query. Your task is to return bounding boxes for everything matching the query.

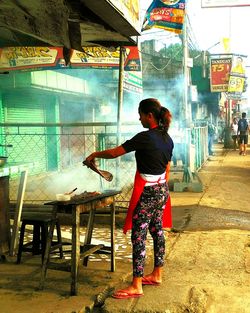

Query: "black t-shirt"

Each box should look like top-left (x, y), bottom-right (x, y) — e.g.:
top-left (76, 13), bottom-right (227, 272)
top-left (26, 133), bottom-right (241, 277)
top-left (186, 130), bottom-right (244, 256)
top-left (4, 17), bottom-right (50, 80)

top-left (122, 128), bottom-right (174, 175)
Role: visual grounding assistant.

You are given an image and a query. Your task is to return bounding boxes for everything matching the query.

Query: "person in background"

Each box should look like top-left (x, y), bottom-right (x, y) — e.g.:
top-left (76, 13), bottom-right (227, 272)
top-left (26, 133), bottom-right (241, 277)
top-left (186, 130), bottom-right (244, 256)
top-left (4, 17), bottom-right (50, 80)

top-left (231, 117), bottom-right (238, 150)
top-left (207, 118), bottom-right (216, 156)
top-left (84, 98), bottom-right (173, 299)
top-left (238, 112), bottom-right (249, 156)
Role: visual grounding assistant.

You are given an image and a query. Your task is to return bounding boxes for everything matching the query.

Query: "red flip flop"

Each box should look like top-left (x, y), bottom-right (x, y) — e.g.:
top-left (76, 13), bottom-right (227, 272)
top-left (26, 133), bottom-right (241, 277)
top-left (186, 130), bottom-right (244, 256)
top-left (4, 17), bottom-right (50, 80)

top-left (112, 290), bottom-right (144, 299)
top-left (142, 277), bottom-right (161, 286)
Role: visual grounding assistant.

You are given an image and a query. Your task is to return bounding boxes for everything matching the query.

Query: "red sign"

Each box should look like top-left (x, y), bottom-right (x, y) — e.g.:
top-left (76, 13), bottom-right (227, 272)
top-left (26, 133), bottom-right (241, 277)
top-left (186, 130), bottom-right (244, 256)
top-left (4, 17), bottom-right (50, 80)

top-left (210, 57), bottom-right (232, 92)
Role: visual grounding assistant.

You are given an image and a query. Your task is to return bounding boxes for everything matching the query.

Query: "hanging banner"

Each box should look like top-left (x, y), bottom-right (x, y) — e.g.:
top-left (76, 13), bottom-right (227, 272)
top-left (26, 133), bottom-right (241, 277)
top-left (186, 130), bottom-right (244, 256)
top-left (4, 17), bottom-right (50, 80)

top-left (0, 46), bottom-right (141, 72)
top-left (0, 47), bottom-right (66, 71)
top-left (124, 46), bottom-right (141, 71)
top-left (70, 47), bottom-right (120, 69)
top-left (142, 0), bottom-right (186, 34)
top-left (210, 57), bottom-right (232, 92)
top-left (228, 75), bottom-right (245, 93)
top-left (230, 55), bottom-right (246, 77)
top-left (227, 55), bottom-right (247, 99)
top-left (70, 46), bottom-right (141, 71)
top-left (202, 0), bottom-right (250, 8)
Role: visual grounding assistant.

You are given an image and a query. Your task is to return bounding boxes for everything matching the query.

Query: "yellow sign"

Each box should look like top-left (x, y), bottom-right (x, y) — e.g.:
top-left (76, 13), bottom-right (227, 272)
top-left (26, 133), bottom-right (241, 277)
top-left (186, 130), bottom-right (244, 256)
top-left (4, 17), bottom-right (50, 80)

top-left (228, 75), bottom-right (245, 92)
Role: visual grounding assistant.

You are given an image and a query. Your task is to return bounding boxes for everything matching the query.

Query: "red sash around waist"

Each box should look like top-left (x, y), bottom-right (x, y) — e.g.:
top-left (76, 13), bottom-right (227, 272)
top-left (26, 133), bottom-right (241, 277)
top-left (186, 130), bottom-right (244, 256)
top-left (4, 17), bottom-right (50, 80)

top-left (123, 170), bottom-right (172, 234)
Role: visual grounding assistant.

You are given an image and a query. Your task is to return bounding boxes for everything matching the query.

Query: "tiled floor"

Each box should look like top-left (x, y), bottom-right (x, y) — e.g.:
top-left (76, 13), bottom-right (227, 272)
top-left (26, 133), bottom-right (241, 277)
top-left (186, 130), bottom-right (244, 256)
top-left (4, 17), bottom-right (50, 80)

top-left (23, 225), bottom-right (154, 263)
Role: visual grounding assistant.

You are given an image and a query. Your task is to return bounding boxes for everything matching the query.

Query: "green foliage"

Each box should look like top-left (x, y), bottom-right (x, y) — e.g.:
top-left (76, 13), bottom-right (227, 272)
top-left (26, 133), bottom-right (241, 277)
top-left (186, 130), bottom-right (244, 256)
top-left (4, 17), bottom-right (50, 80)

top-left (158, 43), bottom-right (183, 61)
top-left (158, 43), bottom-right (205, 66)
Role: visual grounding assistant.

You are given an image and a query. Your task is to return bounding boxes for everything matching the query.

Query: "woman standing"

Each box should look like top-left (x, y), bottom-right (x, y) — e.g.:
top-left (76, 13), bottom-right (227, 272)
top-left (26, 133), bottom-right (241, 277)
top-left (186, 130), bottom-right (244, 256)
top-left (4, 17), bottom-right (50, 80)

top-left (84, 98), bottom-right (174, 299)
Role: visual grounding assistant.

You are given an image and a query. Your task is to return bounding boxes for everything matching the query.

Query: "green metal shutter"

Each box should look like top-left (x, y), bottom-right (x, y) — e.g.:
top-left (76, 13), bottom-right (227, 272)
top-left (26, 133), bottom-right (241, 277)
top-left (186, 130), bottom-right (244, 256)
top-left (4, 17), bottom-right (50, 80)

top-left (3, 94), bottom-right (47, 173)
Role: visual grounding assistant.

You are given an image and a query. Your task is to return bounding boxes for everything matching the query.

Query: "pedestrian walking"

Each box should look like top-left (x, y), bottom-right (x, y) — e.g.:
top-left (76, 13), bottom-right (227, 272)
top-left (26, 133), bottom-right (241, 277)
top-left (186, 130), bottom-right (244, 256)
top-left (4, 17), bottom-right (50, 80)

top-left (231, 117), bottom-right (238, 150)
top-left (238, 112), bottom-right (249, 156)
top-left (84, 98), bottom-right (174, 299)
top-left (207, 119), bottom-right (216, 156)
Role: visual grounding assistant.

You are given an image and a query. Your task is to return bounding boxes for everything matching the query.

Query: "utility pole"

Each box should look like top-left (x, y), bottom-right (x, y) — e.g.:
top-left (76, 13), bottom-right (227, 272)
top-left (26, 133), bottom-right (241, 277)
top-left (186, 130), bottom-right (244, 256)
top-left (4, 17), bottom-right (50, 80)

top-left (182, 19), bottom-right (191, 127)
top-left (116, 46), bottom-right (125, 186)
top-left (117, 47), bottom-right (125, 146)
top-left (182, 13), bottom-right (192, 180)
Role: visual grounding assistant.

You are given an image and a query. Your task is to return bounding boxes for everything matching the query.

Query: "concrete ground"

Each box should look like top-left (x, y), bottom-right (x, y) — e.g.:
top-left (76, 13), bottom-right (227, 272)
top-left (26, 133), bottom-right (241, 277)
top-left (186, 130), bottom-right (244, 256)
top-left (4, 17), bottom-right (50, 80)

top-left (1, 144), bottom-right (250, 313)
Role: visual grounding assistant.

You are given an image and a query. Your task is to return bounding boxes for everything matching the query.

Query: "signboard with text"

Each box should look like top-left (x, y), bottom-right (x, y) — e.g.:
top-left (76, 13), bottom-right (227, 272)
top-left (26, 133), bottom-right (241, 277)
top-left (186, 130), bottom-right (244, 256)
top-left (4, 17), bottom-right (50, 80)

top-left (70, 46), bottom-right (141, 71)
top-left (123, 71), bottom-right (142, 94)
top-left (210, 57), bottom-right (232, 92)
top-left (70, 47), bottom-right (120, 69)
top-left (0, 47), bottom-right (65, 71)
top-left (0, 46), bottom-right (141, 72)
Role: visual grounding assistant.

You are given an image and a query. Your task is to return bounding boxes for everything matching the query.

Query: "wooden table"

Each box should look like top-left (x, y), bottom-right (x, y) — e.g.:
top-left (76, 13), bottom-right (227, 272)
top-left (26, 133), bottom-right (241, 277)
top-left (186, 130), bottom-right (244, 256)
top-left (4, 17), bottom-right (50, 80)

top-left (39, 190), bottom-right (121, 296)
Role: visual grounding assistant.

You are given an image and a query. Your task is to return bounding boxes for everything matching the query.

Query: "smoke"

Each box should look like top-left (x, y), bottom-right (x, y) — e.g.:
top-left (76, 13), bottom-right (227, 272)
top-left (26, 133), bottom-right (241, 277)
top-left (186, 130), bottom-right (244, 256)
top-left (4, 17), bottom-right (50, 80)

top-left (34, 163), bottom-right (109, 199)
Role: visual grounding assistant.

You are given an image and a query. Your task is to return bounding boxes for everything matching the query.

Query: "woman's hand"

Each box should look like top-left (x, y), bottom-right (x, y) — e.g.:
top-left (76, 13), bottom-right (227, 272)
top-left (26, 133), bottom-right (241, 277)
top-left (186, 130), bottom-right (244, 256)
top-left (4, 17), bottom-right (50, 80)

top-left (83, 152), bottom-right (97, 167)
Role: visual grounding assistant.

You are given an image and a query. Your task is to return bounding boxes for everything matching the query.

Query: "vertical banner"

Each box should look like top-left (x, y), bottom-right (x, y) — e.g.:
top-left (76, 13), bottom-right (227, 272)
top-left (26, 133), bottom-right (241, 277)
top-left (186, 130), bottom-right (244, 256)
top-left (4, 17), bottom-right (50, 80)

top-left (227, 55), bottom-right (247, 99)
top-left (210, 57), bottom-right (232, 92)
top-left (230, 55), bottom-right (246, 76)
top-left (142, 0), bottom-right (186, 34)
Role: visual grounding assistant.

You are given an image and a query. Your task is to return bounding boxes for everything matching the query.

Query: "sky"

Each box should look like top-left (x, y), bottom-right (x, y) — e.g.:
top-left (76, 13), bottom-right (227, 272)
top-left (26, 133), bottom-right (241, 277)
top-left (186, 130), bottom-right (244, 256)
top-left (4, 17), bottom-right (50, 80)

top-left (139, 0), bottom-right (250, 60)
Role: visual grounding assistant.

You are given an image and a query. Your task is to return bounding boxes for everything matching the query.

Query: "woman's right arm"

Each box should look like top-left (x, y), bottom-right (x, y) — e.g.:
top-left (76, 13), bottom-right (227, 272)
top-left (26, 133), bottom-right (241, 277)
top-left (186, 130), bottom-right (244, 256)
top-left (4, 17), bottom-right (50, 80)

top-left (84, 145), bottom-right (127, 164)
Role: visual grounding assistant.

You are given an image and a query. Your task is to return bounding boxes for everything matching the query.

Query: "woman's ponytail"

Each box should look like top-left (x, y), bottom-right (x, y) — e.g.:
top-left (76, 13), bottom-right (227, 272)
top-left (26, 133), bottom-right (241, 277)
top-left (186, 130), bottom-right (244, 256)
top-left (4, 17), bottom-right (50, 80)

top-left (160, 107), bottom-right (172, 131)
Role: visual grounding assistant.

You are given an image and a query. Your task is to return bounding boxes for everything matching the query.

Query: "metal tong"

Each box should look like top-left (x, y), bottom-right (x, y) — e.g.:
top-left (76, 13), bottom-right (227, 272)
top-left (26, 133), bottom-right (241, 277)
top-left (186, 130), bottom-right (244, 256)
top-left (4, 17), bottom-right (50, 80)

top-left (83, 160), bottom-right (113, 182)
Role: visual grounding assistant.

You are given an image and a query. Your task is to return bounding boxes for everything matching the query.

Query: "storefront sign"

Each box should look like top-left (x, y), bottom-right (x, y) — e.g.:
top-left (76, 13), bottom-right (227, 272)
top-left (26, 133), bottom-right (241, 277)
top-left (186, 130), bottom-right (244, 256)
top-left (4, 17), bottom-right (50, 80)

top-left (70, 47), bottom-right (120, 69)
top-left (210, 57), bottom-right (232, 92)
top-left (0, 47), bottom-right (65, 71)
top-left (123, 71), bottom-right (143, 94)
top-left (0, 46), bottom-right (141, 72)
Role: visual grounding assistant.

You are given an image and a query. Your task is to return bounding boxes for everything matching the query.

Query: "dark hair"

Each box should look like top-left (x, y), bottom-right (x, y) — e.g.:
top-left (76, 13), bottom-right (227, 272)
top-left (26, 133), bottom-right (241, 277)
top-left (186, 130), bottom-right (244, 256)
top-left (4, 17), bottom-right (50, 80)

top-left (242, 112), bottom-right (246, 118)
top-left (138, 98), bottom-right (172, 131)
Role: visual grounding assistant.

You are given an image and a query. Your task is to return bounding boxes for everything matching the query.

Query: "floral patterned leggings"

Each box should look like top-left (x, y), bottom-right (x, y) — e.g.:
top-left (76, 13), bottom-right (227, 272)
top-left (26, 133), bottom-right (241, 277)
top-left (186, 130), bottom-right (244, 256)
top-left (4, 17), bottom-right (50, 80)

top-left (131, 182), bottom-right (169, 277)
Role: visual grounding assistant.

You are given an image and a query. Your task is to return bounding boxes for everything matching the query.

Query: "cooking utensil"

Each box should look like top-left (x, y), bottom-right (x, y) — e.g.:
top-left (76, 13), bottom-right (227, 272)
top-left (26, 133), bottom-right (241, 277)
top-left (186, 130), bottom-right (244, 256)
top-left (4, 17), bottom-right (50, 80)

top-left (83, 160), bottom-right (113, 182)
top-left (64, 187), bottom-right (77, 195)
